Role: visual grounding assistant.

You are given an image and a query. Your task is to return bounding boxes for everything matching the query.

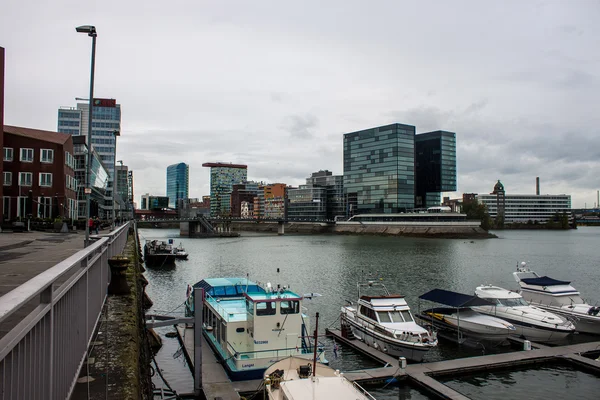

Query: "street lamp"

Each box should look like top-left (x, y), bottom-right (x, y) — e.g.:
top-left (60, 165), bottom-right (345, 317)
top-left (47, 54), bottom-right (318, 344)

top-left (76, 24), bottom-right (97, 247)
top-left (112, 130), bottom-right (120, 229)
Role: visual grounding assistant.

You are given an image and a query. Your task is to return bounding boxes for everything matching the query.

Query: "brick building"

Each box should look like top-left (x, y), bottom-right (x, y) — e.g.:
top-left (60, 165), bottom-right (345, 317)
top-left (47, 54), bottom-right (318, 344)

top-left (3, 126), bottom-right (76, 222)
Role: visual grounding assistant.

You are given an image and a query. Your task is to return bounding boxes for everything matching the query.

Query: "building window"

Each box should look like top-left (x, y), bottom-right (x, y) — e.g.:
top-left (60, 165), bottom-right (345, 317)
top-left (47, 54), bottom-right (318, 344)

top-left (40, 173), bottom-right (53, 187)
top-left (17, 196), bottom-right (28, 219)
top-left (19, 172), bottom-right (33, 186)
top-left (41, 149), bottom-right (54, 163)
top-left (20, 148), bottom-right (34, 162)
top-left (3, 197), bottom-right (10, 220)
top-left (3, 172), bottom-right (11, 186)
top-left (3, 147), bottom-right (13, 161)
top-left (37, 197), bottom-right (52, 219)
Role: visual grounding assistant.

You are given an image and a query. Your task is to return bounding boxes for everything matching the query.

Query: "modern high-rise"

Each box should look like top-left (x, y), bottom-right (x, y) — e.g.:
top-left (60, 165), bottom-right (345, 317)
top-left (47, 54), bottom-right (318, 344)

top-left (166, 163), bottom-right (189, 209)
top-left (343, 123), bottom-right (416, 214)
top-left (415, 130), bottom-right (457, 208)
top-left (202, 162), bottom-right (247, 217)
top-left (288, 170), bottom-right (345, 221)
top-left (57, 98), bottom-right (121, 219)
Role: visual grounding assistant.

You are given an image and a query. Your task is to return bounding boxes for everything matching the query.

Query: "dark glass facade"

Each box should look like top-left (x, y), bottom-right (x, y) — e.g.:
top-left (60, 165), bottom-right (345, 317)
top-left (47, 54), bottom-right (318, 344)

top-left (287, 185), bottom-right (327, 220)
top-left (343, 123), bottom-right (416, 214)
top-left (166, 163), bottom-right (189, 209)
top-left (415, 131), bottom-right (457, 208)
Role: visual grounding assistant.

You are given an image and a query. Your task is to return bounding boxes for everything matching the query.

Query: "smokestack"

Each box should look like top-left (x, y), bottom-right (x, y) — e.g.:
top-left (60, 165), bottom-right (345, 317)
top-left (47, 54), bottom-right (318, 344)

top-left (536, 177), bottom-right (540, 195)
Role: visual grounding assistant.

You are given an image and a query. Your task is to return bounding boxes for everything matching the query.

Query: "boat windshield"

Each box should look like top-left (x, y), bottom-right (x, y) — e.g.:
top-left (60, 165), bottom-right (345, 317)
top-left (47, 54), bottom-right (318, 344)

top-left (390, 310), bottom-right (413, 323)
top-left (497, 297), bottom-right (529, 307)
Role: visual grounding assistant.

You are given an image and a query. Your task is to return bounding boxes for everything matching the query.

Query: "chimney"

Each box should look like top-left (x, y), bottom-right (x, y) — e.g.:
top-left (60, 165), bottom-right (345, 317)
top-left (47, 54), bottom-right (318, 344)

top-left (536, 177), bottom-right (540, 195)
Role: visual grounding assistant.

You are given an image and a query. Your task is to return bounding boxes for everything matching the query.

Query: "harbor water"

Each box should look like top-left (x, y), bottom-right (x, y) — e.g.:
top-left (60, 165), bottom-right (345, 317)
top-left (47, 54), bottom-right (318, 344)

top-left (141, 227), bottom-right (600, 399)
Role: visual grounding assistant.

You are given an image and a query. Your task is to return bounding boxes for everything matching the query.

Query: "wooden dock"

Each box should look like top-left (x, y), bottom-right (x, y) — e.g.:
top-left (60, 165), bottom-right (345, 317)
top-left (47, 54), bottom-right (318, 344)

top-left (175, 325), bottom-right (262, 399)
top-left (327, 328), bottom-right (600, 399)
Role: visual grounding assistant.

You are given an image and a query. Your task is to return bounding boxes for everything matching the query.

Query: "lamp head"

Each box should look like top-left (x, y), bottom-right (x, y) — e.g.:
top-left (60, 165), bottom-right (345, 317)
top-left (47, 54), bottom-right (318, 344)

top-left (76, 25), bottom-right (97, 37)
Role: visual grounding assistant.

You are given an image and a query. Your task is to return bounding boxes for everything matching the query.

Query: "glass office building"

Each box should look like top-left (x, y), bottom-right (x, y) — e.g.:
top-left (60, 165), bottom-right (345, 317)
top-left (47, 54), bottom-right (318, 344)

top-left (415, 130), bottom-right (457, 208)
top-left (343, 123), bottom-right (416, 214)
top-left (166, 163), bottom-right (189, 209)
top-left (202, 163), bottom-right (248, 217)
top-left (287, 185), bottom-right (327, 220)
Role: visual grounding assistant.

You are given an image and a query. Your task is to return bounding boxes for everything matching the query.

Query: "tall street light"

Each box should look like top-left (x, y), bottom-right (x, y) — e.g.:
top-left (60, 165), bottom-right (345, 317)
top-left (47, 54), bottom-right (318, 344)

top-left (112, 130), bottom-right (120, 229)
top-left (76, 24), bottom-right (97, 247)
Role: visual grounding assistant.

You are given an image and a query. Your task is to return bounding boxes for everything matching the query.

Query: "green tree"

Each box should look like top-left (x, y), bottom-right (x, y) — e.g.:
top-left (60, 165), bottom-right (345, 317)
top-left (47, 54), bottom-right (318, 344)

top-left (462, 201), bottom-right (492, 231)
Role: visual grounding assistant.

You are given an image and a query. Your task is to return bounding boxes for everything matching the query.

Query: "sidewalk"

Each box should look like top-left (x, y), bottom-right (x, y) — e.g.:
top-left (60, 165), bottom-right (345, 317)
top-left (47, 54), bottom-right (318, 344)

top-left (0, 229), bottom-right (109, 339)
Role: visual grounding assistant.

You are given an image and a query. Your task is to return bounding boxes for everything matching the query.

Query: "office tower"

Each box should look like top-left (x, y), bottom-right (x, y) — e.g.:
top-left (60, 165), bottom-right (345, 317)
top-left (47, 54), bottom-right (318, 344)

top-left (166, 163), bottom-right (189, 209)
top-left (57, 98), bottom-right (121, 219)
top-left (343, 123), bottom-right (416, 215)
top-left (202, 162), bottom-right (247, 217)
top-left (415, 130), bottom-right (457, 208)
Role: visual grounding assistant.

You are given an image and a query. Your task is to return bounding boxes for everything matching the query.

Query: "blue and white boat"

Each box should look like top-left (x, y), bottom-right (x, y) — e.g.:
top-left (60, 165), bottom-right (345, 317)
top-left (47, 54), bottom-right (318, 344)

top-left (185, 277), bottom-right (327, 381)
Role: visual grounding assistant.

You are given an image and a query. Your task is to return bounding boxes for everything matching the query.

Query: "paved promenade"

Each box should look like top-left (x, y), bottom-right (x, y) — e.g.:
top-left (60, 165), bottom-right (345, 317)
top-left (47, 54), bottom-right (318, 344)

top-left (0, 229), bottom-right (107, 338)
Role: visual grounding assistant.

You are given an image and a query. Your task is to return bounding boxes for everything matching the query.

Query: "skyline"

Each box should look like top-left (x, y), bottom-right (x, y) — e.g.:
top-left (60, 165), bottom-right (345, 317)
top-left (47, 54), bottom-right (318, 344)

top-left (1, 1), bottom-right (599, 208)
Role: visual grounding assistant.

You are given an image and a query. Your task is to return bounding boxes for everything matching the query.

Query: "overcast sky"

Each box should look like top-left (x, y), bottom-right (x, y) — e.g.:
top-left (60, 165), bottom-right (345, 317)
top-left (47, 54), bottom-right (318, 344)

top-left (2, 0), bottom-right (599, 208)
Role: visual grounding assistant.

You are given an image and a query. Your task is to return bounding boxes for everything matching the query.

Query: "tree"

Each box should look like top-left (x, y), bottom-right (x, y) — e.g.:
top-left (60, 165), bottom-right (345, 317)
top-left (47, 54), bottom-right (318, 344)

top-left (462, 201), bottom-right (492, 231)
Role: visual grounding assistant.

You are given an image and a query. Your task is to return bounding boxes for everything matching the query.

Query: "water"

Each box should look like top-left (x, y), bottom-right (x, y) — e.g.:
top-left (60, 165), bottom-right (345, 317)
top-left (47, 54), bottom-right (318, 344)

top-left (141, 227), bottom-right (600, 398)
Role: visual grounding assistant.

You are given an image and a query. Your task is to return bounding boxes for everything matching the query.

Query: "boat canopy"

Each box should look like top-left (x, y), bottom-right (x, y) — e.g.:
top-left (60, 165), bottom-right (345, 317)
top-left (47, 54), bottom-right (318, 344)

top-left (520, 276), bottom-right (571, 286)
top-left (419, 289), bottom-right (494, 307)
top-left (192, 277), bottom-right (266, 297)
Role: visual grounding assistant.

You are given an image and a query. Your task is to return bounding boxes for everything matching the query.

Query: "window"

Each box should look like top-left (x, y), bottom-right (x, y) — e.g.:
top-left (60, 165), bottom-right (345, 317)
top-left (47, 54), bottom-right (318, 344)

top-left (40, 149), bottom-right (54, 163)
top-left (3, 197), bottom-right (10, 220)
top-left (17, 196), bottom-right (28, 219)
top-left (377, 311), bottom-right (392, 323)
top-left (40, 173), bottom-right (53, 187)
top-left (3, 172), bottom-right (11, 186)
top-left (3, 147), bottom-right (13, 161)
top-left (19, 172), bottom-right (33, 186)
top-left (280, 300), bottom-right (300, 315)
top-left (255, 301), bottom-right (276, 316)
top-left (38, 197), bottom-right (52, 219)
top-left (20, 148), bottom-right (34, 162)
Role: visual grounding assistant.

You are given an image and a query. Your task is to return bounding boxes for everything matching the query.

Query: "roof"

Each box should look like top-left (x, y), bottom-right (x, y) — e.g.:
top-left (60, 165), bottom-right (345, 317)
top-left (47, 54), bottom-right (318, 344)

top-left (202, 162), bottom-right (247, 169)
top-left (4, 125), bottom-right (71, 145)
top-left (419, 289), bottom-right (494, 307)
top-left (520, 276), bottom-right (571, 287)
top-left (192, 277), bottom-right (266, 297)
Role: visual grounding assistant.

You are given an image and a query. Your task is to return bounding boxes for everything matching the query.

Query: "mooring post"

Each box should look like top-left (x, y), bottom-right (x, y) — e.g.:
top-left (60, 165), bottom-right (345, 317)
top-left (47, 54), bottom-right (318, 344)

top-left (194, 287), bottom-right (204, 396)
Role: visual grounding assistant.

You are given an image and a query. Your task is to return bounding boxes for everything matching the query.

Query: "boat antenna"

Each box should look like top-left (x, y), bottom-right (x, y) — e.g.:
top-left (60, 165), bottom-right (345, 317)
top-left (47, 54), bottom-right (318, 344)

top-left (312, 312), bottom-right (319, 377)
top-left (246, 272), bottom-right (249, 293)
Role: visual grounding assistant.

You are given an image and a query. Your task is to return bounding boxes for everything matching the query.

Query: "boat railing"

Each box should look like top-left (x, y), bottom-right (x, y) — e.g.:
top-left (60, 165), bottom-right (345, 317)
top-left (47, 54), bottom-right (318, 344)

top-left (369, 321), bottom-right (436, 344)
top-left (204, 293), bottom-right (248, 322)
top-left (226, 340), bottom-right (326, 361)
top-left (351, 381), bottom-right (377, 400)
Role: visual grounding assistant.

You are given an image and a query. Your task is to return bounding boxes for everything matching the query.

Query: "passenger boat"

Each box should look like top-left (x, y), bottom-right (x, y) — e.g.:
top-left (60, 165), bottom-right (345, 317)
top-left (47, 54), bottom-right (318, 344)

top-left (513, 262), bottom-right (600, 335)
top-left (184, 277), bottom-right (327, 381)
top-left (143, 239), bottom-right (176, 267)
top-left (340, 281), bottom-right (437, 362)
top-left (264, 356), bottom-right (375, 400)
top-left (416, 289), bottom-right (516, 346)
top-left (173, 242), bottom-right (189, 260)
top-left (472, 284), bottom-right (576, 343)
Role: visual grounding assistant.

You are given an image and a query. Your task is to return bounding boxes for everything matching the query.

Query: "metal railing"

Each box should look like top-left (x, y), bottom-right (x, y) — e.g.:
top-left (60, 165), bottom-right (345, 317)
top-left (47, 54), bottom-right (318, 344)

top-left (0, 222), bottom-right (130, 400)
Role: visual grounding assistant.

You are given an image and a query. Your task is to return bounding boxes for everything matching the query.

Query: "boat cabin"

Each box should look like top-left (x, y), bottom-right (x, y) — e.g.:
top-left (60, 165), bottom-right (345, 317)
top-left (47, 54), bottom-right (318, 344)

top-left (357, 295), bottom-right (415, 326)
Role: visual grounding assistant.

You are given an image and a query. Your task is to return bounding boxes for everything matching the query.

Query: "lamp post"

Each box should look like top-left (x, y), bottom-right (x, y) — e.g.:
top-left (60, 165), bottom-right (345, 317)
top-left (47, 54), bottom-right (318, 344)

top-left (76, 24), bottom-right (97, 247)
top-left (112, 130), bottom-right (120, 229)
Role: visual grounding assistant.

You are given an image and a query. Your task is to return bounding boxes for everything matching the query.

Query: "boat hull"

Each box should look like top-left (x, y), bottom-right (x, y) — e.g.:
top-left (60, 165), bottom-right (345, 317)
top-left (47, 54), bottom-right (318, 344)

top-left (144, 253), bottom-right (176, 267)
top-left (341, 312), bottom-right (433, 362)
top-left (528, 305), bottom-right (600, 335)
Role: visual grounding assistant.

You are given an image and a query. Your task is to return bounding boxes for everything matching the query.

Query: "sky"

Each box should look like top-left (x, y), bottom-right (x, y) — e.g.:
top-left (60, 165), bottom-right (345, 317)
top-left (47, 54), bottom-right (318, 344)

top-left (1, 0), bottom-right (599, 208)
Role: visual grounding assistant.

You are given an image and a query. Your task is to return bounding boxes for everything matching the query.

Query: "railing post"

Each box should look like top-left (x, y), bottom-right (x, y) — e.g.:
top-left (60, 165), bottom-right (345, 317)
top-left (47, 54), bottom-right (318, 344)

top-left (41, 285), bottom-right (54, 398)
top-left (194, 287), bottom-right (204, 396)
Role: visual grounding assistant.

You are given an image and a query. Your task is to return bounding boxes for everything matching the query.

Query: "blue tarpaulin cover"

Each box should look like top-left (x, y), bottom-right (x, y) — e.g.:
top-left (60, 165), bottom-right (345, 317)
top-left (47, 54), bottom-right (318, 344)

top-left (419, 288), bottom-right (494, 307)
top-left (520, 276), bottom-right (571, 286)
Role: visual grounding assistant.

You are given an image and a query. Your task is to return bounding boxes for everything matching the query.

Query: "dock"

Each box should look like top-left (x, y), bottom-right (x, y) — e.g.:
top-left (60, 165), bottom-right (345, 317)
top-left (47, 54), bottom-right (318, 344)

top-left (175, 325), bottom-right (262, 399)
top-left (327, 328), bottom-right (600, 399)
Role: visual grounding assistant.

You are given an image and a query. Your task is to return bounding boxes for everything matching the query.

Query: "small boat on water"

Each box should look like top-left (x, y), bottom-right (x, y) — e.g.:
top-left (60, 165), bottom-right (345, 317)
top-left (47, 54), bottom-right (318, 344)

top-left (472, 284), bottom-right (576, 343)
top-left (264, 356), bottom-right (375, 400)
top-left (416, 289), bottom-right (516, 347)
top-left (184, 277), bottom-right (327, 381)
top-left (513, 262), bottom-right (600, 335)
top-left (143, 240), bottom-right (176, 267)
top-left (340, 281), bottom-right (437, 362)
top-left (173, 242), bottom-right (188, 260)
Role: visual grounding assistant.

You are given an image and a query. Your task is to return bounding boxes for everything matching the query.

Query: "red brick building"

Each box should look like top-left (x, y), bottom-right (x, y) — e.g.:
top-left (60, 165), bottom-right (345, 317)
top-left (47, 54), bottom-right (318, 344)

top-left (3, 126), bottom-right (76, 222)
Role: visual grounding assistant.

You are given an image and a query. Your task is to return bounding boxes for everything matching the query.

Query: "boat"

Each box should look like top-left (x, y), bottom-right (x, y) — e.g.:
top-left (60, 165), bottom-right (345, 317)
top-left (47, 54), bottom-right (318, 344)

top-left (416, 289), bottom-right (516, 346)
top-left (184, 277), bottom-right (327, 381)
top-left (264, 356), bottom-right (375, 400)
top-left (173, 242), bottom-right (189, 260)
top-left (340, 281), bottom-right (437, 362)
top-left (513, 262), bottom-right (600, 335)
top-left (471, 284), bottom-right (576, 343)
top-left (143, 239), bottom-right (176, 266)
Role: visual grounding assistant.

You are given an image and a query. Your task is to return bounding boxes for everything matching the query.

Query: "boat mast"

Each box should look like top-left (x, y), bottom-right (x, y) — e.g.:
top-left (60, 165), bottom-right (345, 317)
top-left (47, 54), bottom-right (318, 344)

top-left (313, 312), bottom-right (319, 377)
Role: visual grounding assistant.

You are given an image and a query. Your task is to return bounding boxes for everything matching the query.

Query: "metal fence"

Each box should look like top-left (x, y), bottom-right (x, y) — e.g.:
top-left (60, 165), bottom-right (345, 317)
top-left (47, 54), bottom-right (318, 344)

top-left (0, 223), bottom-right (130, 400)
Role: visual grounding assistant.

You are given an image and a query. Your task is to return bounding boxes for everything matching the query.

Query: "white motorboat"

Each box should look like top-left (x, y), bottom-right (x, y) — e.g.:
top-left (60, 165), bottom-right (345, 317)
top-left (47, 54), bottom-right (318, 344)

top-left (341, 281), bottom-right (437, 362)
top-left (173, 242), bottom-right (189, 260)
top-left (416, 289), bottom-right (516, 346)
top-left (472, 284), bottom-right (576, 343)
top-left (264, 356), bottom-right (375, 400)
top-left (513, 262), bottom-right (600, 335)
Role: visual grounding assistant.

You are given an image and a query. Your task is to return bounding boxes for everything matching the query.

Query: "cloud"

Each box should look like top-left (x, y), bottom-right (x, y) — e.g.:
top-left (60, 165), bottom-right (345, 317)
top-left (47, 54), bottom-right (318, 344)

top-left (280, 113), bottom-right (319, 139)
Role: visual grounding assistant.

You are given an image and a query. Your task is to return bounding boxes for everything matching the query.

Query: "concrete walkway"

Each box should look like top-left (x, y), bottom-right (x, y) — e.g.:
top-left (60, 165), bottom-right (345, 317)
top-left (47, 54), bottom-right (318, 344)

top-left (0, 229), bottom-right (108, 339)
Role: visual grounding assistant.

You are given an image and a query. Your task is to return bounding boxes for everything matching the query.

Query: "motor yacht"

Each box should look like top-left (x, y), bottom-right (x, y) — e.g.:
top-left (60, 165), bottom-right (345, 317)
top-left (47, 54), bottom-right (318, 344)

top-left (341, 281), bottom-right (437, 362)
top-left (513, 262), bottom-right (600, 335)
top-left (472, 284), bottom-right (575, 343)
top-left (416, 289), bottom-right (516, 346)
